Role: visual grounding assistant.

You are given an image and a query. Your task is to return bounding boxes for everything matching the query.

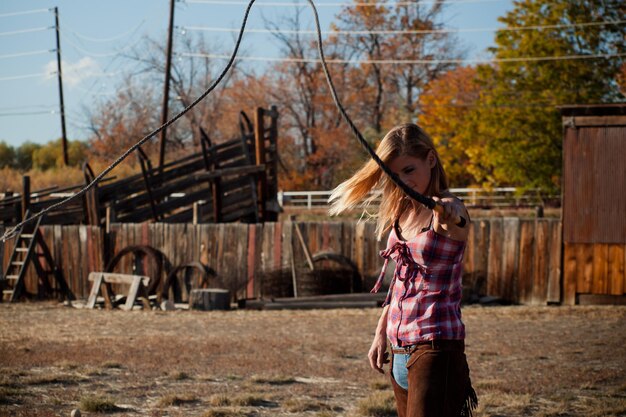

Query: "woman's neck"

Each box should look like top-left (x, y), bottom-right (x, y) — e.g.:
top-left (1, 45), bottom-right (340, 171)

top-left (396, 204), bottom-right (432, 240)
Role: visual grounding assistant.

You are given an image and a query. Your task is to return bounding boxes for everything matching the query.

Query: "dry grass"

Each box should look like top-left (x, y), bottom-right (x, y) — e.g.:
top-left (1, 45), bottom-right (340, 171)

top-left (356, 391), bottom-right (397, 417)
top-left (0, 303), bottom-right (624, 416)
top-left (201, 409), bottom-right (248, 417)
top-left (157, 393), bottom-right (198, 407)
top-left (282, 397), bottom-right (331, 412)
top-left (0, 161), bottom-right (143, 193)
top-left (171, 370), bottom-right (192, 380)
top-left (230, 394), bottom-right (274, 407)
top-left (316, 412), bottom-right (340, 417)
top-left (0, 386), bottom-right (25, 405)
top-left (101, 361), bottom-right (123, 369)
top-left (78, 395), bottom-right (120, 412)
top-left (23, 373), bottom-right (84, 386)
top-left (370, 380), bottom-right (391, 391)
top-left (251, 375), bottom-right (298, 385)
top-left (209, 394), bottom-right (232, 407)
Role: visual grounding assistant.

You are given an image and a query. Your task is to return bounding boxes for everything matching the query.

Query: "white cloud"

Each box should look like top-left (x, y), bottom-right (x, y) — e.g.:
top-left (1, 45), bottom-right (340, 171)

top-left (44, 57), bottom-right (100, 87)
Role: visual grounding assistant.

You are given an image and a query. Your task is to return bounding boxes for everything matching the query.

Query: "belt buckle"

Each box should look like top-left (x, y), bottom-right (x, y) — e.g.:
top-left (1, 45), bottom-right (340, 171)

top-left (393, 345), bottom-right (412, 354)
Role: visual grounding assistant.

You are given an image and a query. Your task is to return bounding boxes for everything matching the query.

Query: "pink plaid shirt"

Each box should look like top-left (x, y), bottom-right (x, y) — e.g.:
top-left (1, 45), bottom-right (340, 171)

top-left (371, 226), bottom-right (466, 346)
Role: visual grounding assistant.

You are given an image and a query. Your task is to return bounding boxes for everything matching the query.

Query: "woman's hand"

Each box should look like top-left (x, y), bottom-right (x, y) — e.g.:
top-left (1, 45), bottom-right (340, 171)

top-left (368, 333), bottom-right (389, 374)
top-left (432, 196), bottom-right (463, 226)
top-left (431, 195), bottom-right (470, 241)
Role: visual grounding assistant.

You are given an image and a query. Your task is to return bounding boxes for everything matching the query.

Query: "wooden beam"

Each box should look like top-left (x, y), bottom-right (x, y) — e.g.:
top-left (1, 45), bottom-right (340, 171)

top-left (254, 107), bottom-right (267, 220)
top-left (292, 218), bottom-right (315, 271)
top-left (563, 115), bottom-right (626, 127)
top-left (21, 176), bottom-right (30, 220)
top-left (194, 164), bottom-right (265, 181)
top-left (87, 272), bottom-right (149, 287)
top-left (578, 294), bottom-right (626, 305)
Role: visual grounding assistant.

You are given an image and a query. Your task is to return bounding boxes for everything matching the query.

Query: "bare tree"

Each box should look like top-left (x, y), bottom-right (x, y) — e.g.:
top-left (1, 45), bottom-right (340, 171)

top-left (332, 1), bottom-right (463, 128)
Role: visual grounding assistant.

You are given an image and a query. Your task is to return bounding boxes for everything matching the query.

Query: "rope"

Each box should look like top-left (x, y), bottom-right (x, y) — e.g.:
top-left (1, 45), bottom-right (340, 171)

top-left (304, 0), bottom-right (439, 211)
top-left (1, 0), bottom-right (442, 242)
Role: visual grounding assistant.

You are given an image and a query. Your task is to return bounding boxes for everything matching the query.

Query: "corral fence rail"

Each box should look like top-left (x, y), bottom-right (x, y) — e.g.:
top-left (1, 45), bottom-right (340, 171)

top-left (278, 188), bottom-right (561, 210)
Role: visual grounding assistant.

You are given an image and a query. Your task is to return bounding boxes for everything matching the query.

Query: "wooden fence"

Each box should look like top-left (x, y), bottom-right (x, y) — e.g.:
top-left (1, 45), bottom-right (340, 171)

top-left (1, 218), bottom-right (562, 305)
top-left (0, 107), bottom-right (279, 227)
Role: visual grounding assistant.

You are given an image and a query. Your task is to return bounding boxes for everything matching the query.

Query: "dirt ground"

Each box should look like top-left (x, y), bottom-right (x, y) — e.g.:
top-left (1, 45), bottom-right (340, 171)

top-left (1, 303), bottom-right (625, 417)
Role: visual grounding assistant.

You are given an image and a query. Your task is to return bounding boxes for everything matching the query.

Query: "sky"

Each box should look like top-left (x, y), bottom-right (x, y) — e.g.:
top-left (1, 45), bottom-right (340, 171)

top-left (0, 0), bottom-right (515, 147)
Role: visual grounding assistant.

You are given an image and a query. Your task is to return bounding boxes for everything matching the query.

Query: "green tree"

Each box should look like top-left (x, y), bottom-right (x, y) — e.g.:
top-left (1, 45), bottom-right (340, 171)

top-left (15, 142), bottom-right (41, 171)
top-left (0, 141), bottom-right (16, 168)
top-left (464, 0), bottom-right (625, 191)
top-left (32, 139), bottom-right (88, 170)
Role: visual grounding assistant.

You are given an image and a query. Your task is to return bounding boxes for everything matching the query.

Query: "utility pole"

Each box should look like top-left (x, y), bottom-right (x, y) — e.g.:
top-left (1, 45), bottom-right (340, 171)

top-left (158, 0), bottom-right (176, 173)
top-left (53, 7), bottom-right (69, 166)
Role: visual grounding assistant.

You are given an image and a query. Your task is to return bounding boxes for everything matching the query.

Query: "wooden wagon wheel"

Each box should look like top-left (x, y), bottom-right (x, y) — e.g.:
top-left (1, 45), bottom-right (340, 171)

top-left (161, 262), bottom-right (219, 303)
top-left (311, 251), bottom-right (362, 293)
top-left (105, 245), bottom-right (171, 299)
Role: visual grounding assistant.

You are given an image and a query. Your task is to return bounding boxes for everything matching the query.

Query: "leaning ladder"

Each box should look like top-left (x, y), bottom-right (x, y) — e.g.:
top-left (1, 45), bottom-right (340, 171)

top-left (1, 213), bottom-right (73, 302)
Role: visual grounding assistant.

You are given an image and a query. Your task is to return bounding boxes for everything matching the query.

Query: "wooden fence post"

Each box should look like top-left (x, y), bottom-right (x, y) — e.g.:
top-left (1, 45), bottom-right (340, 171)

top-left (254, 107), bottom-right (267, 221)
top-left (21, 176), bottom-right (30, 220)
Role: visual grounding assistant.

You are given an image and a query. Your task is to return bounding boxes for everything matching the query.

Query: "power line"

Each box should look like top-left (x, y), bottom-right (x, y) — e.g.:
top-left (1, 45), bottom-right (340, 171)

top-left (0, 104), bottom-right (57, 111)
top-left (180, 19), bottom-right (626, 36)
top-left (0, 50), bottom-right (55, 60)
top-left (184, 0), bottom-right (505, 6)
top-left (62, 19), bottom-right (147, 43)
top-left (65, 114), bottom-right (93, 130)
top-left (0, 27), bottom-right (53, 37)
top-left (0, 72), bottom-right (55, 82)
top-left (87, 70), bottom-right (127, 78)
top-left (0, 8), bottom-right (51, 18)
top-left (61, 32), bottom-right (145, 57)
top-left (73, 81), bottom-right (141, 97)
top-left (285, 99), bottom-right (587, 110)
top-left (69, 7), bottom-right (169, 108)
top-left (177, 51), bottom-right (626, 65)
top-left (0, 110), bottom-right (56, 117)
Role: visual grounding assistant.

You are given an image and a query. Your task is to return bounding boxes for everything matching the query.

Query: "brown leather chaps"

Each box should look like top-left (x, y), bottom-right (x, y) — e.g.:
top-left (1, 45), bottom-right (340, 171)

top-left (390, 340), bottom-right (477, 417)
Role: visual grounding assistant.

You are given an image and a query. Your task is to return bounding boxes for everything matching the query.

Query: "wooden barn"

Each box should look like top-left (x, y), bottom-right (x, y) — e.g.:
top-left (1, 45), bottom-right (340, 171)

top-left (560, 104), bottom-right (626, 305)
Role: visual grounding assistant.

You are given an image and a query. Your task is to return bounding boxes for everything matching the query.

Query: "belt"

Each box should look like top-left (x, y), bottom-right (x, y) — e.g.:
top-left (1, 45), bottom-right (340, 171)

top-left (390, 339), bottom-right (464, 354)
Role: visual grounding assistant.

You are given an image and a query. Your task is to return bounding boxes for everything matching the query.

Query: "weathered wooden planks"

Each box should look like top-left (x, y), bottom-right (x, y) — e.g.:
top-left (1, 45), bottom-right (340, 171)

top-left (479, 218), bottom-right (561, 306)
top-left (502, 218), bottom-right (520, 302)
top-left (608, 245), bottom-right (625, 295)
top-left (517, 220), bottom-right (535, 304)
top-left (3, 218), bottom-right (575, 305)
top-left (487, 218), bottom-right (504, 296)
top-left (546, 221), bottom-right (562, 304)
top-left (563, 242), bottom-right (626, 305)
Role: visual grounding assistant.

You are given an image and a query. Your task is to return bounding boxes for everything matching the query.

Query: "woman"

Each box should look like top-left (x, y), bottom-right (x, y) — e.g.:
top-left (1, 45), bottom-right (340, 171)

top-left (329, 124), bottom-right (477, 417)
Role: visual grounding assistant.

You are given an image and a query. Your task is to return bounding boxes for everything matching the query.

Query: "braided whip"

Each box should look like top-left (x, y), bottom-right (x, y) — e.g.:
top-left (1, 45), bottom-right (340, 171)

top-left (1, 0), bottom-right (463, 243)
top-left (305, 0), bottom-right (464, 224)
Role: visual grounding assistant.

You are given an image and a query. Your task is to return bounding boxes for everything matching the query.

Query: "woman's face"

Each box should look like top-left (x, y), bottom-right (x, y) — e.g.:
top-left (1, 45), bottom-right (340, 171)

top-left (389, 151), bottom-right (435, 195)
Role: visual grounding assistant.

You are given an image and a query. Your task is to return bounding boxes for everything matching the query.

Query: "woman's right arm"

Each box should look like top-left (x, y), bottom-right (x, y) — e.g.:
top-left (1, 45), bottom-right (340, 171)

top-left (368, 305), bottom-right (390, 374)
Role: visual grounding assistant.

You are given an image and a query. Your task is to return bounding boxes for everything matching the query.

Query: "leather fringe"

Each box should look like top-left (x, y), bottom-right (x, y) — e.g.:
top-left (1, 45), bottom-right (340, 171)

top-left (459, 383), bottom-right (478, 417)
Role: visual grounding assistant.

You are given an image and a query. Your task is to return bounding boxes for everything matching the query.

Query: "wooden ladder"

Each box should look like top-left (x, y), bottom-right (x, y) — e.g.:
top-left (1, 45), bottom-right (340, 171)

top-left (1, 213), bottom-right (73, 302)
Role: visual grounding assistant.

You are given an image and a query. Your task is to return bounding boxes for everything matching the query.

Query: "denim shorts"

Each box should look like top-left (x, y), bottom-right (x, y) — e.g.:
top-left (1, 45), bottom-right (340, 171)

top-left (392, 348), bottom-right (410, 390)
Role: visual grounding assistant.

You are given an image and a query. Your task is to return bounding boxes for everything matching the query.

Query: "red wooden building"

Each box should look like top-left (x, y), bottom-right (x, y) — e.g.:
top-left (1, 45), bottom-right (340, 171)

top-left (561, 104), bottom-right (626, 305)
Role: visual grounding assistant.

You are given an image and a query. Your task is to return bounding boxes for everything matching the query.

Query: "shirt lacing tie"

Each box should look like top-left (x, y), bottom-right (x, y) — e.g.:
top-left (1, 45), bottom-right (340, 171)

top-left (371, 241), bottom-right (423, 293)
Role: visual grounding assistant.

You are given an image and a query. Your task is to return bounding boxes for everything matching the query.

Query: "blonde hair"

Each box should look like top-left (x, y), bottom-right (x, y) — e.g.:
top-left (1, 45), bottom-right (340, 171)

top-left (329, 124), bottom-right (448, 240)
